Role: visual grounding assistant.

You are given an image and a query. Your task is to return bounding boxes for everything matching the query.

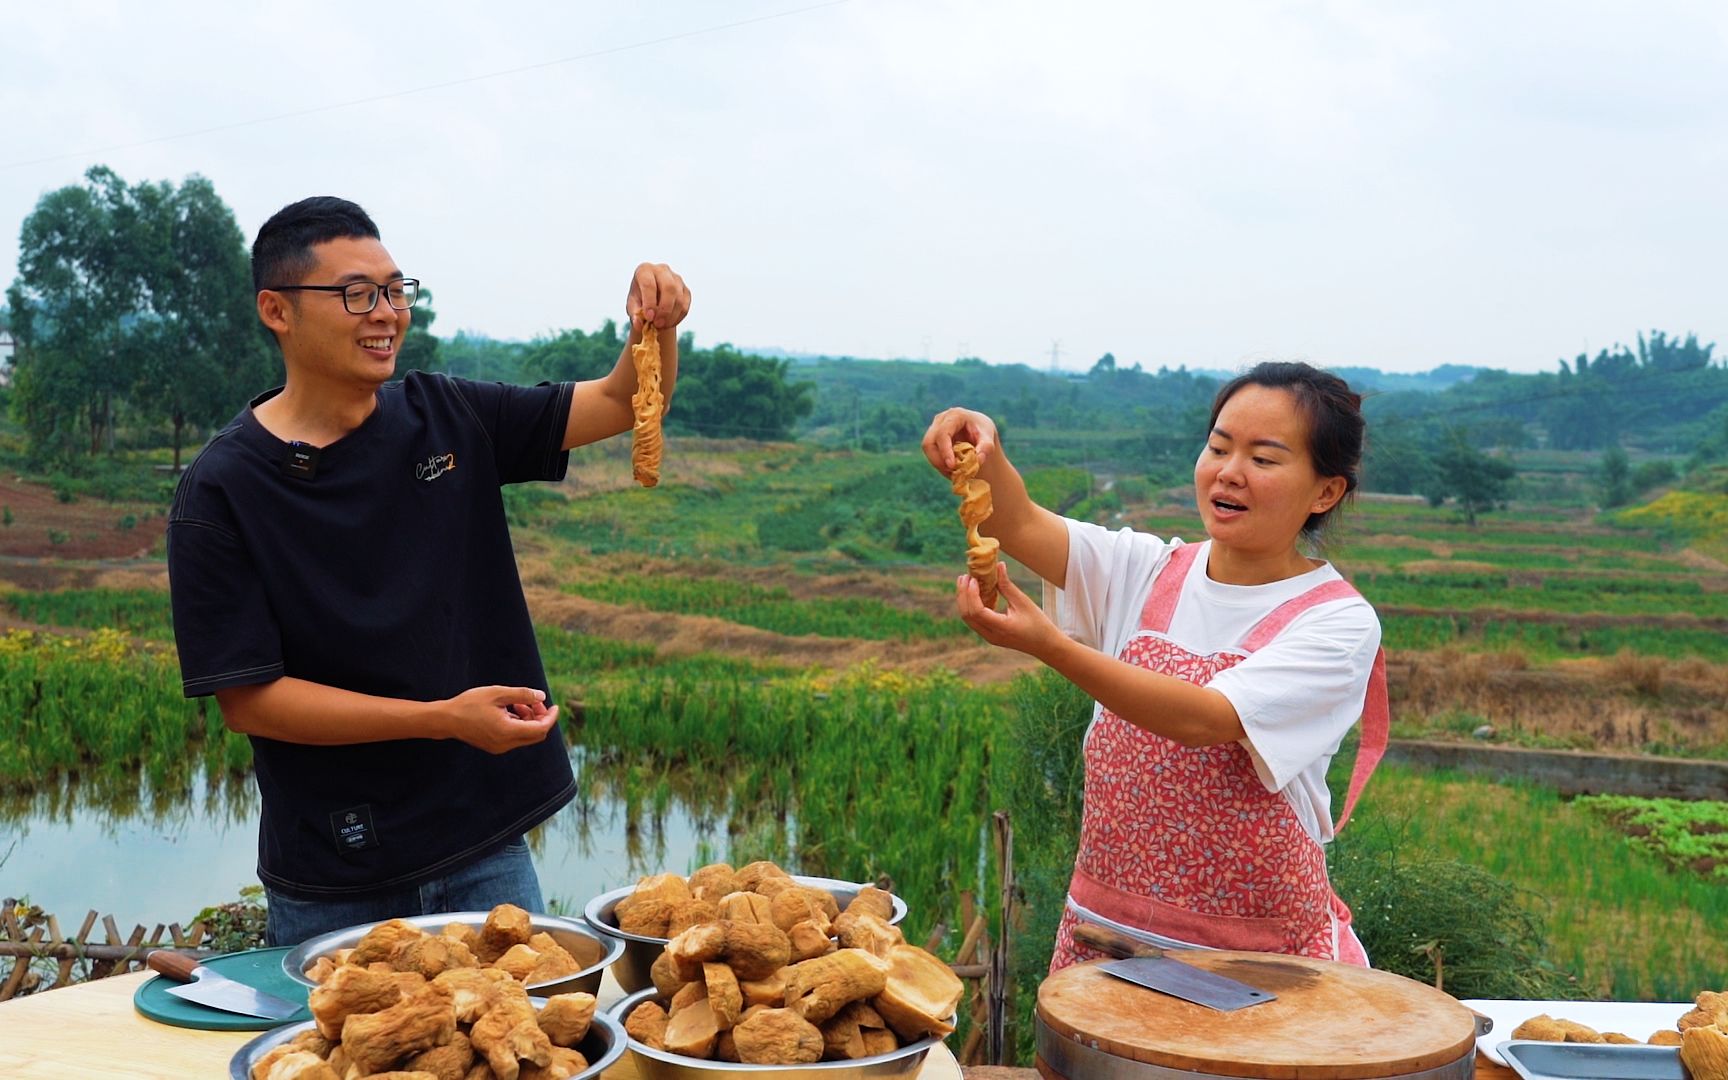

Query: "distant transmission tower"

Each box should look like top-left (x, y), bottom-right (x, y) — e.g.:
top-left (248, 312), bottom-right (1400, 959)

top-left (1048, 340), bottom-right (1063, 373)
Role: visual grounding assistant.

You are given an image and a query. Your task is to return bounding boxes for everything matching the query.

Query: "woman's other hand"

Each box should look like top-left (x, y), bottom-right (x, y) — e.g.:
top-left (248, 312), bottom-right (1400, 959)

top-left (956, 564), bottom-right (1063, 659)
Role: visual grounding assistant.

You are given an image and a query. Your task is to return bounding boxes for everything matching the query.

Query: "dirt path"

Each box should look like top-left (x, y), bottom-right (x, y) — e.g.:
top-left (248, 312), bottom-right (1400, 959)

top-left (0, 475), bottom-right (167, 560)
top-left (524, 586), bottom-right (1038, 684)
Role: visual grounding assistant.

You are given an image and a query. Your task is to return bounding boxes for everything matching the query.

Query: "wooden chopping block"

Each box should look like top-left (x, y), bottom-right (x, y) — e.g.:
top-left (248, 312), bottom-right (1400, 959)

top-left (1037, 952), bottom-right (1478, 1080)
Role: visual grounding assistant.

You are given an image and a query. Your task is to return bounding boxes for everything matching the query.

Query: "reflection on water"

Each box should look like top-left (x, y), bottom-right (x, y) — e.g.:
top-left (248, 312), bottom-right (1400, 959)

top-left (0, 747), bottom-right (765, 930)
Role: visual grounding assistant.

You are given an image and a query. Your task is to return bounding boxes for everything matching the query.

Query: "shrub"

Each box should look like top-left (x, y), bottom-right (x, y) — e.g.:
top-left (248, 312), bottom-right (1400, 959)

top-left (1328, 819), bottom-right (1581, 999)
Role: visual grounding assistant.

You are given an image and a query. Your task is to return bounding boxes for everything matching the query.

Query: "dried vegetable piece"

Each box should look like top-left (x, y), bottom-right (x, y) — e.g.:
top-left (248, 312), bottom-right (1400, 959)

top-left (536, 992), bottom-right (596, 1047)
top-left (405, 1029), bottom-right (475, 1080)
top-left (1682, 1025), bottom-right (1728, 1080)
top-left (631, 326), bottom-right (664, 487)
top-left (341, 987), bottom-right (457, 1076)
top-left (667, 919), bottom-right (792, 981)
top-left (785, 948), bottom-right (890, 1024)
top-left (310, 965), bottom-right (404, 1040)
top-left (732, 1007), bottom-right (824, 1065)
top-left (948, 441), bottom-right (1000, 608)
top-left (624, 1001), bottom-right (669, 1049)
top-left (704, 962), bottom-right (745, 1029)
top-left (872, 944), bottom-right (962, 1040)
top-left (663, 998), bottom-right (721, 1059)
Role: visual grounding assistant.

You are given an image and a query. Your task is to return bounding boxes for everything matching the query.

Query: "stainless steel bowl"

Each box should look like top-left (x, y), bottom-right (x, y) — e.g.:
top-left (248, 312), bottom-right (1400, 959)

top-left (280, 910), bottom-right (624, 998)
top-left (229, 995), bottom-right (627, 1080)
top-left (611, 987), bottom-right (941, 1080)
top-left (583, 876), bottom-right (910, 995)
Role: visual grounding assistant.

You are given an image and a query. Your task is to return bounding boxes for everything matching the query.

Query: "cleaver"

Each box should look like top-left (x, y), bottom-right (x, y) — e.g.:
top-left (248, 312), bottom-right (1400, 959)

top-left (146, 950), bottom-right (303, 1021)
top-left (1075, 923), bottom-right (1276, 1012)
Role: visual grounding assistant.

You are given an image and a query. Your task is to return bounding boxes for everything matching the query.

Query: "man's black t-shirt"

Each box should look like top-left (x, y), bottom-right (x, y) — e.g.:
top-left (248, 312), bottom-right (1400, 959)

top-left (167, 372), bottom-right (577, 898)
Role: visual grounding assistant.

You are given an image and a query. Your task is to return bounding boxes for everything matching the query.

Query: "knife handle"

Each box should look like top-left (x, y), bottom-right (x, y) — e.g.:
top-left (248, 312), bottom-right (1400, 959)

top-left (1075, 923), bottom-right (1166, 960)
top-left (147, 950), bottom-right (201, 982)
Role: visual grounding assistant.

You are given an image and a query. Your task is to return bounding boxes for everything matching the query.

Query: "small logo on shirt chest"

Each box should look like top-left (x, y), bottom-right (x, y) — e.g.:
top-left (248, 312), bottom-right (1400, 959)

top-left (416, 452), bottom-right (456, 481)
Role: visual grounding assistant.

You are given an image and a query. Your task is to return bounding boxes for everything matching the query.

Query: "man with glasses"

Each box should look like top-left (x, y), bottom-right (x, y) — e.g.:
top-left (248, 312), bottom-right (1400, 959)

top-left (166, 196), bottom-right (690, 945)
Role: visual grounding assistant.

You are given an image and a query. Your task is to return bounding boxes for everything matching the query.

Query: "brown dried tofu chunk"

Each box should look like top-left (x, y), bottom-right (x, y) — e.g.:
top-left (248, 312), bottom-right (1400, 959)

top-left (517, 1045), bottom-right (590, 1080)
top-left (836, 912), bottom-right (904, 959)
top-left (769, 888), bottom-right (833, 933)
top-left (668, 920), bottom-right (792, 981)
top-left (537, 992), bottom-right (597, 1047)
top-left (310, 965), bottom-right (404, 1041)
top-left (784, 948), bottom-right (890, 1024)
top-left (351, 919), bottom-right (427, 967)
top-left (788, 918), bottom-right (837, 963)
top-left (1684, 992), bottom-right (1728, 1031)
top-left (1682, 1025), bottom-right (1728, 1080)
top-left (524, 936), bottom-right (582, 986)
top-left (704, 962), bottom-right (744, 1029)
top-left (478, 905), bottom-right (534, 965)
top-left (739, 968), bottom-right (790, 1008)
top-left (820, 999), bottom-right (899, 1061)
top-left (736, 860), bottom-right (793, 894)
top-left (340, 986), bottom-right (458, 1076)
top-left (398, 932), bottom-right (480, 978)
top-left (687, 863), bottom-right (741, 902)
top-left (405, 1029), bottom-right (475, 1080)
top-left (650, 948), bottom-right (691, 997)
top-left (434, 967), bottom-right (511, 1023)
top-left (257, 1052), bottom-right (341, 1080)
top-left (717, 892), bottom-right (774, 925)
top-left (733, 1007), bottom-right (824, 1065)
top-left (493, 944), bottom-right (544, 983)
top-left (625, 1000), bottom-right (670, 1049)
top-left (363, 1072), bottom-right (441, 1080)
top-left (873, 944), bottom-right (962, 1040)
top-left (664, 997), bottom-right (721, 1059)
top-left (470, 993), bottom-right (553, 1080)
top-left (1652, 1028), bottom-right (1686, 1046)
top-left (302, 954), bottom-right (340, 985)
top-left (665, 898), bottom-right (721, 937)
top-left (844, 885), bottom-right (896, 922)
top-left (616, 873), bottom-right (694, 937)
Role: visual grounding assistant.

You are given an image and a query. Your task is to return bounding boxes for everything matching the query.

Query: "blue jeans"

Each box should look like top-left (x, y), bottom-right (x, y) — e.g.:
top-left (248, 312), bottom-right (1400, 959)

top-left (264, 838), bottom-right (546, 947)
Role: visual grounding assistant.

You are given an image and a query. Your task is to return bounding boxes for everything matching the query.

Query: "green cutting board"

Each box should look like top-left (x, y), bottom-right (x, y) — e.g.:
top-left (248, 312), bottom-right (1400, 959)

top-left (132, 946), bottom-right (311, 1031)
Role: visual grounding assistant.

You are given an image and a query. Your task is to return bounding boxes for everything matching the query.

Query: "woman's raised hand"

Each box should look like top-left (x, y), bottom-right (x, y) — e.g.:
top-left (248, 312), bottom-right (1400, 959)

top-left (921, 407), bottom-right (1000, 475)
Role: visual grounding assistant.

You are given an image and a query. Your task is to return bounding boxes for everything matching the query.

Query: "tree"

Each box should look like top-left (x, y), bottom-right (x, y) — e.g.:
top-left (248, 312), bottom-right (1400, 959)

top-left (1596, 445), bottom-right (1632, 509)
top-left (673, 343), bottom-right (815, 440)
top-left (395, 288), bottom-right (442, 375)
top-left (1422, 433), bottom-right (1516, 527)
top-left (7, 166), bottom-right (269, 467)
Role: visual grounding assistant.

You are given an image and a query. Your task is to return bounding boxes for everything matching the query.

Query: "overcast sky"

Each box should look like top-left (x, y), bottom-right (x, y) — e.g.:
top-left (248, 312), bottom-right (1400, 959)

top-left (3, 1), bottom-right (1725, 375)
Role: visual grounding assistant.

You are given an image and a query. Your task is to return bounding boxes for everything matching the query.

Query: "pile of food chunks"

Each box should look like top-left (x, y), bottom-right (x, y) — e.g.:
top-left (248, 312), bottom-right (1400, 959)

top-left (253, 904), bottom-right (597, 1080)
top-left (618, 860), bottom-right (963, 1066)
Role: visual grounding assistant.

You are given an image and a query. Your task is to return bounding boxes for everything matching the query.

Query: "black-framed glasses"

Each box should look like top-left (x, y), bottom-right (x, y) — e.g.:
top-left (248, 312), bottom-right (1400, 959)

top-left (266, 278), bottom-right (420, 314)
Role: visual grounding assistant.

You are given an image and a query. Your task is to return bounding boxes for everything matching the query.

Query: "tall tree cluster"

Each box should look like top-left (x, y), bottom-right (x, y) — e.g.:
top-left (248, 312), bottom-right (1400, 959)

top-left (6, 166), bottom-right (274, 467)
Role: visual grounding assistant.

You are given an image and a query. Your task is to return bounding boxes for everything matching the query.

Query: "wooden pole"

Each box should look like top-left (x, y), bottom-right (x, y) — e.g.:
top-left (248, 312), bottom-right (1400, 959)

top-left (989, 810), bottom-right (1014, 1065)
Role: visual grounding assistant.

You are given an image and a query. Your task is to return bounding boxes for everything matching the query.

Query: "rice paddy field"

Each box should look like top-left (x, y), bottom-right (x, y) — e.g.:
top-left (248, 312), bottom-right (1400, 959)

top-left (2, 437), bottom-right (1724, 1017)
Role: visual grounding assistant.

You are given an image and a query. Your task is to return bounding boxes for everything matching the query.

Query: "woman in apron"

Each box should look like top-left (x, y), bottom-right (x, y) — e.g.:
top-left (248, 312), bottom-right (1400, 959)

top-left (921, 361), bottom-right (1387, 969)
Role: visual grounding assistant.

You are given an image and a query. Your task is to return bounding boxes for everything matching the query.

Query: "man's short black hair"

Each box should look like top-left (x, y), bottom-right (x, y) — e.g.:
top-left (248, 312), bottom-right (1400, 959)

top-left (251, 196), bottom-right (381, 293)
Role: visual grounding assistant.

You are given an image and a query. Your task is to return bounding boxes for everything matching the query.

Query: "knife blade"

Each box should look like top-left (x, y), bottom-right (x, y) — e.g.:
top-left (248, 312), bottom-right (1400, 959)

top-left (146, 950), bottom-right (303, 1021)
top-left (1074, 923), bottom-right (1276, 1011)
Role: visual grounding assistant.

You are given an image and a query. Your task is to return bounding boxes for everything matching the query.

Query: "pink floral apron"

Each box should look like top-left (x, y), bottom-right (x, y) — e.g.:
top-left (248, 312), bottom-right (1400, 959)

top-left (1050, 541), bottom-right (1389, 969)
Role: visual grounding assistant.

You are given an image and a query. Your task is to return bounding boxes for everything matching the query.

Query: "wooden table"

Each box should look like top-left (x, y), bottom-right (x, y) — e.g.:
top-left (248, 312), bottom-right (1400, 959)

top-left (0, 971), bottom-right (965, 1079)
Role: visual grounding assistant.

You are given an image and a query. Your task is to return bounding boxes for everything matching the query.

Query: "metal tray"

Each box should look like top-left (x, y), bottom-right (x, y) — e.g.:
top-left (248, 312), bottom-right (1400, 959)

top-left (1497, 1040), bottom-right (1684, 1080)
top-left (584, 876), bottom-right (907, 995)
top-left (610, 986), bottom-right (944, 1080)
top-left (230, 996), bottom-right (627, 1080)
top-left (1462, 1000), bottom-right (1691, 1064)
top-left (280, 909), bottom-right (623, 998)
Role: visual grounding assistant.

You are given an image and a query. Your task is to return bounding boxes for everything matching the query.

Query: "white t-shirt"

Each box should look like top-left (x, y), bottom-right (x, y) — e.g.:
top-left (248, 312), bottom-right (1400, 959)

top-left (1047, 521), bottom-right (1382, 844)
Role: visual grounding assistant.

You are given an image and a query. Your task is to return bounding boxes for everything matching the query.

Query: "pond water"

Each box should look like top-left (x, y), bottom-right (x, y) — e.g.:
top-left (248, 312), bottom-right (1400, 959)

top-left (0, 750), bottom-right (723, 932)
